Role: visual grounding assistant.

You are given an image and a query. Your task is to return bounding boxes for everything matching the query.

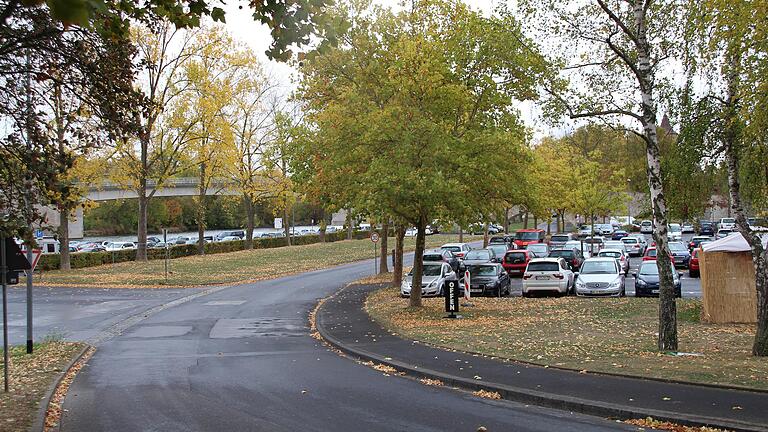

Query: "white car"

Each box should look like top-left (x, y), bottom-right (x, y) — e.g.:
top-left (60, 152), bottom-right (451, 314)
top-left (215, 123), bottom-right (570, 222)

top-left (219, 235), bottom-right (241, 242)
top-left (640, 220), bottom-right (653, 234)
top-left (716, 229), bottom-right (733, 239)
top-left (597, 248), bottom-right (629, 275)
top-left (401, 262), bottom-right (456, 297)
top-left (405, 228), bottom-right (417, 237)
top-left (603, 240), bottom-right (627, 253)
top-left (564, 240), bottom-right (592, 258)
top-left (668, 223), bottom-right (682, 241)
top-left (718, 217), bottom-right (736, 231)
top-left (105, 242), bottom-right (135, 251)
top-left (574, 257), bottom-right (626, 297)
top-left (522, 258), bottom-right (574, 297)
top-left (681, 223), bottom-right (695, 233)
top-left (578, 225), bottom-right (593, 238)
top-left (441, 243), bottom-right (472, 259)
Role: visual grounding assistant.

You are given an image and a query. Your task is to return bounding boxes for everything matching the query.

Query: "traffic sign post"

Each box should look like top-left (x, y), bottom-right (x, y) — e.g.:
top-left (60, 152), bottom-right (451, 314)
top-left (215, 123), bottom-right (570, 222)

top-left (370, 232), bottom-right (380, 274)
top-left (3, 236), bottom-right (32, 392)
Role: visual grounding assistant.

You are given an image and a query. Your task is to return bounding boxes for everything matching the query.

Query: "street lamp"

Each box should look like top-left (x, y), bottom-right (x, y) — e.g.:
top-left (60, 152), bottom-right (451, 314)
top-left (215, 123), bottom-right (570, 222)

top-left (627, 178), bottom-right (632, 226)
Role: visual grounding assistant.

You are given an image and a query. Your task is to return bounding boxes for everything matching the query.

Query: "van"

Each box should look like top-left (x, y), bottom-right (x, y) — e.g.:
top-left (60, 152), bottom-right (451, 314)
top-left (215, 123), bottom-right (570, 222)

top-left (640, 220), bottom-right (653, 234)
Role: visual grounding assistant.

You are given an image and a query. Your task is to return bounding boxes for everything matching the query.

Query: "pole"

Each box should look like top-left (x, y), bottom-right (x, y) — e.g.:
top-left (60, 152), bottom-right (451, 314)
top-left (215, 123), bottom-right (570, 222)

top-left (374, 241), bottom-right (377, 275)
top-left (2, 235), bottom-right (10, 392)
top-left (163, 229), bottom-right (168, 285)
top-left (24, 50), bottom-right (34, 354)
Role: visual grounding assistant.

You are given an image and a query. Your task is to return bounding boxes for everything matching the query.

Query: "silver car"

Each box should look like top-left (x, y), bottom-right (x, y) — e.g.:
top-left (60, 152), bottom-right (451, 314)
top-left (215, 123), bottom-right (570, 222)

top-left (597, 248), bottom-right (629, 275)
top-left (574, 257), bottom-right (626, 297)
top-left (401, 262), bottom-right (456, 297)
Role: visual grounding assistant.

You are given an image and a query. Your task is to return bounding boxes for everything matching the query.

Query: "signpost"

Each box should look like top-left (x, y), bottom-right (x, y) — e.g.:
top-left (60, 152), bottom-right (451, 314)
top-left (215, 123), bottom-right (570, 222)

top-left (163, 229), bottom-right (169, 285)
top-left (370, 232), bottom-right (380, 274)
top-left (2, 236), bottom-right (32, 392)
top-left (463, 269), bottom-right (473, 307)
top-left (444, 279), bottom-right (461, 319)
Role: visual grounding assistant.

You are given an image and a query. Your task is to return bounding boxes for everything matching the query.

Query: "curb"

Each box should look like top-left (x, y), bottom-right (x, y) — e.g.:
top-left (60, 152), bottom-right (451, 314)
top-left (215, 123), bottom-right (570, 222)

top-left (315, 286), bottom-right (768, 432)
top-left (29, 344), bottom-right (93, 432)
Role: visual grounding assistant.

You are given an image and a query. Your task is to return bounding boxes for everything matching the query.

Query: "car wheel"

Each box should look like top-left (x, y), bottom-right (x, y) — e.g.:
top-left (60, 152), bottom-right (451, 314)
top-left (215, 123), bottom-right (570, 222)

top-left (522, 291), bottom-right (530, 298)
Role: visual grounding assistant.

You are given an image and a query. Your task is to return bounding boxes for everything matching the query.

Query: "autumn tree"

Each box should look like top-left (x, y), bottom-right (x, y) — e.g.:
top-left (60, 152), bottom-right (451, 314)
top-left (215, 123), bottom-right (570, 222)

top-left (520, 0), bottom-right (683, 351)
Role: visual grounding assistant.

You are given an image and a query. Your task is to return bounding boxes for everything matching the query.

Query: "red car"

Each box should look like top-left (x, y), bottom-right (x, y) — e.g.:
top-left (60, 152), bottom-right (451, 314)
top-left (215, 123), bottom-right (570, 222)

top-left (643, 247), bottom-right (675, 263)
top-left (513, 229), bottom-right (545, 248)
top-left (689, 248), bottom-right (701, 277)
top-left (502, 250), bottom-right (531, 276)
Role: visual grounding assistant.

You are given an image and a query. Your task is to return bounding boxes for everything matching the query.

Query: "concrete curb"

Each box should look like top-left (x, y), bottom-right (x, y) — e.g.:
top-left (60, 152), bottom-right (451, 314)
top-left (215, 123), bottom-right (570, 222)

top-left (29, 344), bottom-right (93, 432)
top-left (315, 286), bottom-right (768, 432)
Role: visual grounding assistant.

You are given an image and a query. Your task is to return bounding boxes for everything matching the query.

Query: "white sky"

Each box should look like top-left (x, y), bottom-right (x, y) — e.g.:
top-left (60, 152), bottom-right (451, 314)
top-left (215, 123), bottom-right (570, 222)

top-left (221, 0), bottom-right (552, 139)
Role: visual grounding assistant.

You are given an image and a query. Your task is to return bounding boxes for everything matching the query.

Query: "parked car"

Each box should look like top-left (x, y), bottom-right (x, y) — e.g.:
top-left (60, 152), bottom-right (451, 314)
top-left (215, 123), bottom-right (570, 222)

top-left (621, 236), bottom-right (645, 257)
top-left (215, 230), bottom-right (245, 241)
top-left (400, 262), bottom-right (456, 298)
top-left (105, 242), bottom-right (135, 251)
top-left (603, 240), bottom-right (627, 253)
top-left (688, 236), bottom-right (713, 253)
top-left (564, 240), bottom-right (593, 259)
top-left (464, 263), bottom-right (511, 297)
top-left (549, 233), bottom-right (574, 249)
top-left (502, 250), bottom-right (531, 276)
top-left (716, 229), bottom-right (732, 239)
top-left (578, 225), bottom-right (593, 238)
top-left (718, 217), bottom-right (736, 231)
top-left (522, 258), bottom-right (574, 297)
top-left (632, 260), bottom-right (682, 298)
top-left (582, 236), bottom-right (605, 256)
top-left (573, 257), bottom-right (626, 297)
top-left (488, 236), bottom-right (511, 247)
top-left (681, 222), bottom-right (695, 233)
top-left (79, 245), bottom-right (106, 252)
top-left (668, 223), bottom-right (683, 241)
top-left (611, 230), bottom-right (629, 240)
top-left (423, 249), bottom-right (462, 273)
top-left (220, 236), bottom-right (242, 242)
top-left (150, 242), bottom-right (168, 249)
top-left (513, 229), bottom-right (546, 248)
top-left (547, 247), bottom-right (584, 270)
top-left (699, 221), bottom-right (715, 236)
top-left (404, 228), bottom-right (417, 237)
top-left (597, 248), bottom-right (629, 275)
top-left (640, 220), bottom-right (653, 234)
top-left (526, 243), bottom-right (550, 258)
top-left (668, 241), bottom-right (691, 268)
top-left (171, 236), bottom-right (190, 245)
top-left (486, 244), bottom-right (510, 262)
top-left (689, 248), bottom-right (701, 278)
top-left (441, 243), bottom-right (472, 259)
top-left (462, 249), bottom-right (497, 265)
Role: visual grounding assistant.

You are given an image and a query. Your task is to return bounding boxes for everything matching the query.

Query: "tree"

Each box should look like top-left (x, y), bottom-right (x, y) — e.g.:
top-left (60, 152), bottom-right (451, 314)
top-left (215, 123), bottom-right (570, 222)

top-left (298, 0), bottom-right (551, 306)
top-left (684, 0), bottom-right (768, 355)
top-left (521, 0), bottom-right (683, 351)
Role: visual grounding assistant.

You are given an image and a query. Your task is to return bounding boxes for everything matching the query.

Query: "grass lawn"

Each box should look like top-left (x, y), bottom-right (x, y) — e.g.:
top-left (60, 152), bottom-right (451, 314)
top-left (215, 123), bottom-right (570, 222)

top-left (39, 234), bottom-right (481, 288)
top-left (0, 341), bottom-right (85, 432)
top-left (366, 287), bottom-right (768, 390)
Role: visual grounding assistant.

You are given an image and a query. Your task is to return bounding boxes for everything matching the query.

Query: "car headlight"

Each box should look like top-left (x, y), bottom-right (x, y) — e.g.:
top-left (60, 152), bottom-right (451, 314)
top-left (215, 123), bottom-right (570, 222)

top-left (635, 279), bottom-right (646, 287)
top-left (609, 279), bottom-right (622, 288)
top-left (575, 279), bottom-right (586, 288)
top-left (401, 280), bottom-right (411, 290)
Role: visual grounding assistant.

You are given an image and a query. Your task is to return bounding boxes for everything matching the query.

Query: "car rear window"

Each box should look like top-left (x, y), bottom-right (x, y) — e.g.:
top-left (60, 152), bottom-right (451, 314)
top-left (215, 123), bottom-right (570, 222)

top-left (599, 251), bottom-right (621, 258)
top-left (516, 231), bottom-right (542, 240)
top-left (465, 250), bottom-right (491, 260)
top-left (647, 249), bottom-right (657, 256)
top-left (527, 261), bottom-right (559, 272)
top-left (622, 238), bottom-right (637, 244)
top-left (549, 250), bottom-right (573, 258)
top-left (423, 254), bottom-right (444, 261)
top-left (505, 252), bottom-right (526, 263)
top-left (442, 246), bottom-right (461, 252)
top-left (551, 235), bottom-right (569, 242)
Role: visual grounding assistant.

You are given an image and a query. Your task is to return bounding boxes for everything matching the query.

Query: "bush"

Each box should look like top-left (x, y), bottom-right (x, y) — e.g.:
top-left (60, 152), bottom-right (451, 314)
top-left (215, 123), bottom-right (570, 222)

top-left (38, 230), bottom-right (372, 271)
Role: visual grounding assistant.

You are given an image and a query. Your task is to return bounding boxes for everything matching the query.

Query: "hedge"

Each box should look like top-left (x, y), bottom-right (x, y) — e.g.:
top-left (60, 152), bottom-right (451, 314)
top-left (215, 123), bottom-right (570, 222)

top-left (38, 230), bottom-right (372, 271)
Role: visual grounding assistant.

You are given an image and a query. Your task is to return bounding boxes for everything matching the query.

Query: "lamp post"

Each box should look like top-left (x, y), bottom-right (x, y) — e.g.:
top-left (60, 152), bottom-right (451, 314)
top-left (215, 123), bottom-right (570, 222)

top-left (627, 178), bottom-right (632, 226)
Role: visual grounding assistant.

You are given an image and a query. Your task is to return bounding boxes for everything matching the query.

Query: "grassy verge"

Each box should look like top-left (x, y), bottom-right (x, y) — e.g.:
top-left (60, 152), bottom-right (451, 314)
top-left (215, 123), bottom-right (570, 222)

top-left (366, 287), bottom-right (768, 390)
top-left (39, 234), bottom-right (481, 288)
top-left (0, 341), bottom-right (85, 432)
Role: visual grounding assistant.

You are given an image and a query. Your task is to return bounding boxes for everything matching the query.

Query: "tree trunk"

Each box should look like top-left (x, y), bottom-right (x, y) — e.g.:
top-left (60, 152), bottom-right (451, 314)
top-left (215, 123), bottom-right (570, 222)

top-left (482, 222), bottom-right (489, 248)
top-left (284, 206), bottom-right (291, 246)
top-left (393, 225), bottom-right (406, 288)
top-left (634, 2), bottom-right (676, 352)
top-left (379, 221), bottom-right (389, 273)
top-left (318, 208), bottom-right (326, 242)
top-left (346, 209), bottom-right (353, 240)
top-left (58, 206), bottom-right (71, 270)
top-left (504, 207), bottom-right (510, 233)
top-left (196, 161), bottom-right (206, 255)
top-left (720, 56), bottom-right (768, 356)
top-left (533, 215), bottom-right (538, 229)
top-left (244, 195), bottom-right (255, 249)
top-left (524, 212), bottom-right (529, 229)
top-left (136, 184), bottom-right (148, 261)
top-left (409, 214), bottom-right (428, 307)
top-left (458, 226), bottom-right (463, 243)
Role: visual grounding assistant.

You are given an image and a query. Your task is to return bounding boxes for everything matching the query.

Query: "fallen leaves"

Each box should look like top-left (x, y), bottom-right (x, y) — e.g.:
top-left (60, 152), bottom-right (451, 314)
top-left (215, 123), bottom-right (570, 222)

top-left (472, 389), bottom-right (502, 400)
top-left (45, 346), bottom-right (95, 431)
top-left (419, 378), bottom-right (444, 386)
top-left (625, 417), bottom-right (726, 432)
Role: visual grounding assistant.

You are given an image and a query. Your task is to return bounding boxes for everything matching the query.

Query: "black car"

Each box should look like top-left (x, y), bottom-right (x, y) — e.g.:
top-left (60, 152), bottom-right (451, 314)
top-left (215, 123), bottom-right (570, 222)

top-left (611, 230), bottom-right (629, 240)
top-left (463, 264), bottom-right (511, 297)
top-left (547, 248), bottom-right (584, 270)
top-left (633, 261), bottom-right (682, 297)
top-left (423, 249), bottom-right (462, 273)
top-left (699, 221), bottom-right (715, 236)
top-left (489, 236), bottom-right (515, 248)
top-left (687, 236), bottom-right (713, 253)
top-left (462, 249), bottom-right (497, 265)
top-left (668, 242), bottom-right (691, 268)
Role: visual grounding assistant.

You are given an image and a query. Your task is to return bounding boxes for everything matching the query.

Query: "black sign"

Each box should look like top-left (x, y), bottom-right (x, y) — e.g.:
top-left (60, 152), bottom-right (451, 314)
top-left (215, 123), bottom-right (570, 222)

top-left (444, 279), bottom-right (460, 315)
top-left (2, 238), bottom-right (31, 271)
top-left (3, 271), bottom-right (19, 285)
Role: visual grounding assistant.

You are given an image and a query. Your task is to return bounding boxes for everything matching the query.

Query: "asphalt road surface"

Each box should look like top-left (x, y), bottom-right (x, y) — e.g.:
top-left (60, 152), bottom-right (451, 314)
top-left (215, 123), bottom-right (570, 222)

top-left (57, 258), bottom-right (637, 432)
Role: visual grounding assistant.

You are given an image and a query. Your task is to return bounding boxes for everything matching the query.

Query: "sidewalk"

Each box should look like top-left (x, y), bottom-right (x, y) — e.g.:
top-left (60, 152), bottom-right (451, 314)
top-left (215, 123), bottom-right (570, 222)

top-left (316, 284), bottom-right (768, 432)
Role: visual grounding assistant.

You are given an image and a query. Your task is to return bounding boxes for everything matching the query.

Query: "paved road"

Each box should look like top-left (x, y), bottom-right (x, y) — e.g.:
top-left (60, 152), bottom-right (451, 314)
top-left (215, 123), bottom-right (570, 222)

top-left (59, 258), bottom-right (635, 431)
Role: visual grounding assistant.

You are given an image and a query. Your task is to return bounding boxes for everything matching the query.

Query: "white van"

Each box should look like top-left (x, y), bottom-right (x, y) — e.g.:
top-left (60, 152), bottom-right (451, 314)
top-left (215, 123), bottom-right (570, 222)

top-left (640, 220), bottom-right (653, 234)
top-left (718, 217), bottom-right (736, 231)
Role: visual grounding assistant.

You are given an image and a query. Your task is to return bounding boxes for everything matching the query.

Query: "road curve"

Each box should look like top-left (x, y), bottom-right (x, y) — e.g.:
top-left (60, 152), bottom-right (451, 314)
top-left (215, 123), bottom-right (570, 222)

top-left (60, 257), bottom-right (632, 432)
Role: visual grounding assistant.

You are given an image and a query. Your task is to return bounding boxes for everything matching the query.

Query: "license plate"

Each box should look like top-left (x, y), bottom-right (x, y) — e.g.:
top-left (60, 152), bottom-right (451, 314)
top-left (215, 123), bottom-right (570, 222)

top-left (589, 289), bottom-right (601, 294)
top-left (471, 289), bottom-right (482, 293)
top-left (511, 270), bottom-right (521, 273)
top-left (535, 276), bottom-right (548, 280)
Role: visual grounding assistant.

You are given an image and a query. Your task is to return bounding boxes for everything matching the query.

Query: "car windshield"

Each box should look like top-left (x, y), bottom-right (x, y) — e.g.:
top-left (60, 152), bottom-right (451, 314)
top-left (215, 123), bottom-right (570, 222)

top-left (468, 265), bottom-right (496, 276)
top-left (551, 235), bottom-right (569, 242)
top-left (527, 244), bottom-right (547, 251)
top-left (722, 218), bottom-right (735, 223)
top-left (441, 246), bottom-right (461, 253)
top-left (489, 237), bottom-right (505, 243)
top-left (599, 251), bottom-right (621, 258)
top-left (464, 250), bottom-right (491, 260)
top-left (580, 261), bottom-right (617, 274)
top-left (549, 250), bottom-right (573, 258)
top-left (669, 243), bottom-right (686, 252)
top-left (639, 262), bottom-right (676, 276)
top-left (516, 231), bottom-right (540, 240)
top-left (669, 224), bottom-right (681, 232)
top-left (622, 238), bottom-right (637, 244)
top-left (527, 261), bottom-right (559, 272)
top-left (409, 265), bottom-right (442, 276)
top-left (488, 245), bottom-right (507, 255)
top-left (647, 249), bottom-right (657, 256)
top-left (505, 252), bottom-right (526, 263)
top-left (641, 221), bottom-right (652, 226)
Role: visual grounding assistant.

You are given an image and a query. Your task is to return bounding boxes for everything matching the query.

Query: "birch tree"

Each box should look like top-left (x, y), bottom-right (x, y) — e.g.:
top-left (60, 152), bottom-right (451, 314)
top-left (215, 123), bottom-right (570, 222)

top-left (520, 0), bottom-right (683, 351)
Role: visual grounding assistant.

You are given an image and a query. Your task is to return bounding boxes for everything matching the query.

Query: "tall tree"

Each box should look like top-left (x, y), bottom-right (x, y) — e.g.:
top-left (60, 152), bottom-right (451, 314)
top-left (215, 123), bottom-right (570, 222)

top-left (521, 0), bottom-right (683, 351)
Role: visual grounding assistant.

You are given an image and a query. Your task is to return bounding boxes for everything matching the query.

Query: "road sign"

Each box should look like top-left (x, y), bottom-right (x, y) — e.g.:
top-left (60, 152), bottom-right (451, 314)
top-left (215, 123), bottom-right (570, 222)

top-left (3, 238), bottom-right (31, 272)
top-left (26, 249), bottom-right (42, 272)
top-left (274, 218), bottom-right (283, 230)
top-left (370, 232), bottom-right (380, 243)
top-left (34, 229), bottom-right (43, 239)
top-left (444, 280), bottom-right (460, 318)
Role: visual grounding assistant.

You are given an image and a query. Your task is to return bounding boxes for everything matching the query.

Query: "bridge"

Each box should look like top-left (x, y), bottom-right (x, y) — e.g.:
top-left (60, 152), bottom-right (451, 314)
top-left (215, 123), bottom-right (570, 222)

top-left (85, 177), bottom-right (241, 201)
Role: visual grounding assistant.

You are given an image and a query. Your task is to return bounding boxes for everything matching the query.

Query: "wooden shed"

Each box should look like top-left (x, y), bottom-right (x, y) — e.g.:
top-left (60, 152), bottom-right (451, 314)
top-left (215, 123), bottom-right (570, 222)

top-left (699, 233), bottom-right (766, 324)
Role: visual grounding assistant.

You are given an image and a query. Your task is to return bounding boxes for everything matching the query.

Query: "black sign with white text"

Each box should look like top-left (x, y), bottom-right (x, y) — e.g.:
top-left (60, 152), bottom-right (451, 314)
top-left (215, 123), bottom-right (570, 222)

top-left (444, 280), bottom-right (460, 314)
